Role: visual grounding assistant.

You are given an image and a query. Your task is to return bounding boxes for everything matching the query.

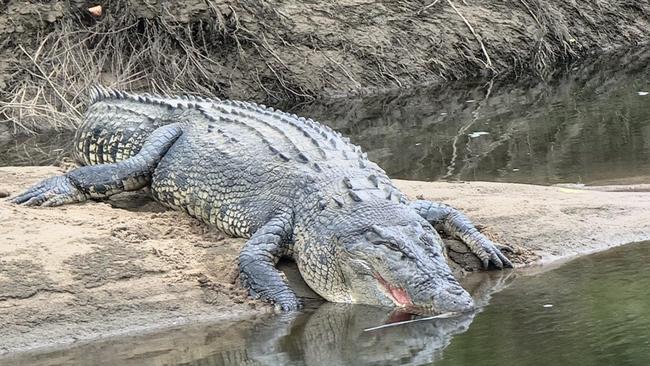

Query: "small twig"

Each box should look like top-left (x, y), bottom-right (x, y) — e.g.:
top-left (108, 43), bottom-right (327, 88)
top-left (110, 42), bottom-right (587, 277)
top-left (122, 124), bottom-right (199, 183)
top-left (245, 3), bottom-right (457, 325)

top-left (364, 312), bottom-right (463, 332)
top-left (260, 32), bottom-right (289, 69)
top-left (322, 52), bottom-right (362, 89)
top-left (446, 0), bottom-right (493, 69)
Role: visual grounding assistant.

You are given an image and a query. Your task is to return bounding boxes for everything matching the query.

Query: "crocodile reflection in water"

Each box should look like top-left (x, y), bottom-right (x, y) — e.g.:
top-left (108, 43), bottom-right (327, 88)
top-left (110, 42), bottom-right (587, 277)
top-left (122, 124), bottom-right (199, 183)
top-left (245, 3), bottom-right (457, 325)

top-left (240, 303), bottom-right (476, 366)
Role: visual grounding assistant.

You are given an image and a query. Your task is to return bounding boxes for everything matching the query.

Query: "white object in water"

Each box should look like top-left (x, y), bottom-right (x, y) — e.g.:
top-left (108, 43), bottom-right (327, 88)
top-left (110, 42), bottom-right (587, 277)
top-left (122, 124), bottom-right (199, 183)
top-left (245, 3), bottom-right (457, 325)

top-left (638, 91), bottom-right (649, 96)
top-left (543, 304), bottom-right (554, 308)
top-left (363, 311), bottom-right (461, 332)
top-left (468, 131), bottom-right (489, 138)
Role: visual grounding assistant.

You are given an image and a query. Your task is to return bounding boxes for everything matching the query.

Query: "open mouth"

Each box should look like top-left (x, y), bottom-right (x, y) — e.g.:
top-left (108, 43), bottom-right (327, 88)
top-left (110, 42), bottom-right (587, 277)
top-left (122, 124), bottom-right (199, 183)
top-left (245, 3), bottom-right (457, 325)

top-left (374, 273), bottom-right (413, 307)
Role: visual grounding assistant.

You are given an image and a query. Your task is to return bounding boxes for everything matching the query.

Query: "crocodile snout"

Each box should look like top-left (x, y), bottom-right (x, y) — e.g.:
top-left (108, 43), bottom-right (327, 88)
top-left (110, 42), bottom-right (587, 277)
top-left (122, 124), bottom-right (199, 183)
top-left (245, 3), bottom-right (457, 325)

top-left (435, 285), bottom-right (474, 313)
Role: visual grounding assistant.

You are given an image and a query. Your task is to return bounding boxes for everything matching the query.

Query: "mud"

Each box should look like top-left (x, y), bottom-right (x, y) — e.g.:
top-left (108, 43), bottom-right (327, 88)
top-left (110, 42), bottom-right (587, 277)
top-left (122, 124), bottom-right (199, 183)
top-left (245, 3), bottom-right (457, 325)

top-left (1, 166), bottom-right (649, 354)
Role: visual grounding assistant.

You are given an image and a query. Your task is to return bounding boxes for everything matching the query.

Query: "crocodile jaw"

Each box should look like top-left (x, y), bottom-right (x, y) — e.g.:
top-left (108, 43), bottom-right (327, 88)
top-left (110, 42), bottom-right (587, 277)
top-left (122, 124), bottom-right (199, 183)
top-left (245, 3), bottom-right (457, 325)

top-left (374, 273), bottom-right (413, 307)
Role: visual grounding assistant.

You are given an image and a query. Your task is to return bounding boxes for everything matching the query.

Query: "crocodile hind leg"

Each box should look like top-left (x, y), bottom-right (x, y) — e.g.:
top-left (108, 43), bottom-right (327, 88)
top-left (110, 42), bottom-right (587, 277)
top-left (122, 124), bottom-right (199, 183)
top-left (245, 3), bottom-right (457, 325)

top-left (409, 200), bottom-right (513, 269)
top-left (238, 213), bottom-right (302, 311)
top-left (10, 124), bottom-right (182, 207)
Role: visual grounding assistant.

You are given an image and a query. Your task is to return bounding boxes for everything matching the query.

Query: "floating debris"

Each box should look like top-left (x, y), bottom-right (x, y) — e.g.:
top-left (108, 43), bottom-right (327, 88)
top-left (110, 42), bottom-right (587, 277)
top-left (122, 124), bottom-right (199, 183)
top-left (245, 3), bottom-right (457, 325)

top-left (364, 312), bottom-right (462, 332)
top-left (638, 91), bottom-right (648, 96)
top-left (468, 131), bottom-right (489, 138)
top-left (543, 304), bottom-right (554, 308)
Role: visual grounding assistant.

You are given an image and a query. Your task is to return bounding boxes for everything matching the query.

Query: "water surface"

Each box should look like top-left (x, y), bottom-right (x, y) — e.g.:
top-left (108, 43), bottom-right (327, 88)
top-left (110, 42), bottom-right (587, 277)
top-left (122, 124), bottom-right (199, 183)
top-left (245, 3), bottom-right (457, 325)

top-left (437, 241), bottom-right (650, 366)
top-left (295, 50), bottom-right (650, 185)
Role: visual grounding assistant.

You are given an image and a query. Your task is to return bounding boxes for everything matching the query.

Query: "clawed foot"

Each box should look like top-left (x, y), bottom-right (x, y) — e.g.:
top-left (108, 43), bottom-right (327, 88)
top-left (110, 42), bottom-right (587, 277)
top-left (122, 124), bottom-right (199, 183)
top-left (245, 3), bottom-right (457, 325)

top-left (8, 176), bottom-right (85, 207)
top-left (471, 236), bottom-right (513, 269)
top-left (273, 294), bottom-right (303, 312)
top-left (241, 276), bottom-right (303, 312)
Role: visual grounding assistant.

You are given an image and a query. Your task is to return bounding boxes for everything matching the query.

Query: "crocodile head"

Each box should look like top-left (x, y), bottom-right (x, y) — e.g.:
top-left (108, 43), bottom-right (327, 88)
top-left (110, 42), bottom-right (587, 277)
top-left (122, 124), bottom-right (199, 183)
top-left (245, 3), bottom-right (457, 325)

top-left (336, 220), bottom-right (474, 314)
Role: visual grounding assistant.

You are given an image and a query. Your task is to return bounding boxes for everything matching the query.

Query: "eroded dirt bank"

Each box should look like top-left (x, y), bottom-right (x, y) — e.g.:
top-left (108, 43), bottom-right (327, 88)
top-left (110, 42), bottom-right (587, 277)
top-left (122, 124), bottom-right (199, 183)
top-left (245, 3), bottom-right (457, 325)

top-left (1, 166), bottom-right (650, 355)
top-left (2, 0), bottom-right (649, 133)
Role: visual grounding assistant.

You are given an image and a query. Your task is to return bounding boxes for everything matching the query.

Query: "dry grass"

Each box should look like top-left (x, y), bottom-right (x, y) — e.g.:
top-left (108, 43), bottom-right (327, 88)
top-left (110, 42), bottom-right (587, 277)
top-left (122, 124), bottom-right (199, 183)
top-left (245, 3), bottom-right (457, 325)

top-left (1, 2), bottom-right (231, 133)
top-left (0, 0), bottom-right (307, 134)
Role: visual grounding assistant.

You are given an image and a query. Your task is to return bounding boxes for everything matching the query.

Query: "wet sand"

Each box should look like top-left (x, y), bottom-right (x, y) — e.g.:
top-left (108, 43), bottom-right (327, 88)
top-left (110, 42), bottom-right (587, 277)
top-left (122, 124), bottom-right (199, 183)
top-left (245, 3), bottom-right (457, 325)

top-left (1, 166), bottom-right (649, 355)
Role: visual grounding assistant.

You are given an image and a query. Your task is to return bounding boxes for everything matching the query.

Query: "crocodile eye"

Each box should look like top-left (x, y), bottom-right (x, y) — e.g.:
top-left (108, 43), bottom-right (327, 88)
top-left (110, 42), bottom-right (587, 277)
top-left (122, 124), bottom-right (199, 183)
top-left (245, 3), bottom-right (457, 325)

top-left (382, 241), bottom-right (402, 252)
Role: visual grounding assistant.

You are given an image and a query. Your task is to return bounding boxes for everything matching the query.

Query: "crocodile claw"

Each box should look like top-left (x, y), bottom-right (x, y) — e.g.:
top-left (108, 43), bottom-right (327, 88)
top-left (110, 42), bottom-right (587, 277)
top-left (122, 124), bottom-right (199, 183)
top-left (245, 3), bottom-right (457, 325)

top-left (474, 237), bottom-right (513, 269)
top-left (9, 176), bottom-right (85, 207)
top-left (274, 296), bottom-right (303, 312)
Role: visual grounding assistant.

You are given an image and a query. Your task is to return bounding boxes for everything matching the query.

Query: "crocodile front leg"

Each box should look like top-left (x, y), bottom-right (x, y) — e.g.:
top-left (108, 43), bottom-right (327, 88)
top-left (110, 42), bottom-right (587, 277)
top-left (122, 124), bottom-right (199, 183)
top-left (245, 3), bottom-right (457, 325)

top-left (409, 200), bottom-right (513, 269)
top-left (10, 124), bottom-right (182, 207)
top-left (239, 213), bottom-right (301, 311)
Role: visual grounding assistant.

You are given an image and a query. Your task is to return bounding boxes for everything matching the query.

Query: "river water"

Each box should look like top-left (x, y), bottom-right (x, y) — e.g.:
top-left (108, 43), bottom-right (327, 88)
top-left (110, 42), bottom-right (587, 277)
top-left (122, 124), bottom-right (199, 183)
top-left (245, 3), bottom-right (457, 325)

top-left (0, 51), bottom-right (649, 365)
top-left (436, 241), bottom-right (650, 366)
top-left (294, 50), bottom-right (650, 185)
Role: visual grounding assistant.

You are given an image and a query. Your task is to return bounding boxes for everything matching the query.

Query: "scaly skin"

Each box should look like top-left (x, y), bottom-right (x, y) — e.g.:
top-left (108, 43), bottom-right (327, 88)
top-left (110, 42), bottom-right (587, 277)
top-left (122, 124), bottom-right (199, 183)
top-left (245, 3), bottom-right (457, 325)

top-left (10, 86), bottom-right (512, 312)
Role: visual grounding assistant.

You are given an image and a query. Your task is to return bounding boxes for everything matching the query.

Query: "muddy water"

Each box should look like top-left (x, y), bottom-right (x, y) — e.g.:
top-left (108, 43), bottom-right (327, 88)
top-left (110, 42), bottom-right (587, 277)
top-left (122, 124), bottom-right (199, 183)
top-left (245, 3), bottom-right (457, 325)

top-left (2, 241), bottom-right (648, 366)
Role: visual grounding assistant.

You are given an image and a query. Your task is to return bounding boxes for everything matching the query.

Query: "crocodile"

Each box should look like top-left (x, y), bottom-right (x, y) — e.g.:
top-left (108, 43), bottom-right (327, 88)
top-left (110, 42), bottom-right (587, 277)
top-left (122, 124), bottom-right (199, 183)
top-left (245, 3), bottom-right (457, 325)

top-left (10, 86), bottom-right (512, 312)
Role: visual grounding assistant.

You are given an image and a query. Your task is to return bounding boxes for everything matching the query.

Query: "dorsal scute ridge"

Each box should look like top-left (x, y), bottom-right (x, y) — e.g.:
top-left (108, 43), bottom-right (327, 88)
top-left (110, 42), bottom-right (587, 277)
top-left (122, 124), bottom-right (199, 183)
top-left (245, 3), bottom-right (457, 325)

top-left (88, 85), bottom-right (221, 106)
top-left (87, 87), bottom-right (367, 161)
top-left (190, 90), bottom-right (365, 154)
top-left (218, 100), bottom-right (336, 162)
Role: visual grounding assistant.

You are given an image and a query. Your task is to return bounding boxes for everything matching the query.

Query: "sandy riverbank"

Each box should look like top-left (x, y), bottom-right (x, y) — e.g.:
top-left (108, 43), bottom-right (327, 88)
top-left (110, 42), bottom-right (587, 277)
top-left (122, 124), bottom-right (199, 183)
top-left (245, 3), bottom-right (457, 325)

top-left (1, 166), bottom-right (649, 354)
